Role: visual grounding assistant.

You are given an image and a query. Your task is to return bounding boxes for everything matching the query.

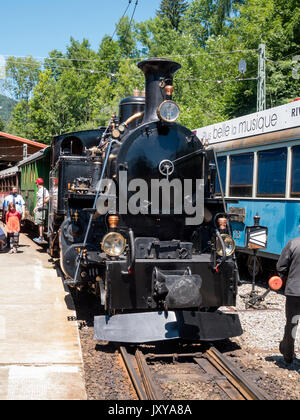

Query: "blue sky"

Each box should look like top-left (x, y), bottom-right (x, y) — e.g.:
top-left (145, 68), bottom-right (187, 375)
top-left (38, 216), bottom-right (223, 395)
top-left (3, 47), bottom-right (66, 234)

top-left (0, 0), bottom-right (165, 58)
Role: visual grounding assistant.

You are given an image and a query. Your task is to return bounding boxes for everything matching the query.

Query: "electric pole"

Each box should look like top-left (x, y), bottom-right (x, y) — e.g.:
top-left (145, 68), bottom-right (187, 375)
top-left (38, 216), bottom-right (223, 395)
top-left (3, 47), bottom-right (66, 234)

top-left (257, 43), bottom-right (266, 112)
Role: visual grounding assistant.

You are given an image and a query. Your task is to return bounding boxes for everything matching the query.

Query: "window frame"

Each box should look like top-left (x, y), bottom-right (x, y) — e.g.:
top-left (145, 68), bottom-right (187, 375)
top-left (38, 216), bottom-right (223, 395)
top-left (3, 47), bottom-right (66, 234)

top-left (215, 155), bottom-right (227, 195)
top-left (229, 152), bottom-right (254, 198)
top-left (256, 147), bottom-right (287, 198)
top-left (291, 145), bottom-right (300, 197)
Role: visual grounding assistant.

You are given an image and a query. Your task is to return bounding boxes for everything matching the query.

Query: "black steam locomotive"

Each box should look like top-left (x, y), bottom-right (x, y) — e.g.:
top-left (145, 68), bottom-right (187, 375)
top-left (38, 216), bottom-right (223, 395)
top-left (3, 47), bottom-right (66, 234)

top-left (48, 58), bottom-right (242, 343)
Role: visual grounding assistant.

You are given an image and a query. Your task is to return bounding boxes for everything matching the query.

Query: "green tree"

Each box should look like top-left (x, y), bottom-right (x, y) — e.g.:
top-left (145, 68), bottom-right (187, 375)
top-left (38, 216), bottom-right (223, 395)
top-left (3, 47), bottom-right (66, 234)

top-left (5, 56), bottom-right (41, 103)
top-left (0, 117), bottom-right (4, 131)
top-left (98, 35), bottom-right (122, 75)
top-left (182, 0), bottom-right (215, 46)
top-left (224, 0), bottom-right (300, 116)
top-left (5, 56), bottom-right (41, 136)
top-left (116, 16), bottom-right (139, 57)
top-left (157, 0), bottom-right (189, 30)
top-left (7, 0), bottom-right (300, 140)
top-left (214, 0), bottom-right (239, 35)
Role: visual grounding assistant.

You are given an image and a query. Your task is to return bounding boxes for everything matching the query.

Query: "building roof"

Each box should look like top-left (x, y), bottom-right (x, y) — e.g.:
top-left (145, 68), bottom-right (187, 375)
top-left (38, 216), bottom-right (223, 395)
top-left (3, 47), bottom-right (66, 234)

top-left (0, 165), bottom-right (19, 178)
top-left (0, 131), bottom-right (48, 170)
top-left (18, 146), bottom-right (51, 166)
top-left (0, 131), bottom-right (47, 149)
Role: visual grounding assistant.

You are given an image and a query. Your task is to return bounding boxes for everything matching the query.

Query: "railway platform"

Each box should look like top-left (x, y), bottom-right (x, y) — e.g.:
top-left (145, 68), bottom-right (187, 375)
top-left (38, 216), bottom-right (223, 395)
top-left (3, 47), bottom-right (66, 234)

top-left (0, 223), bottom-right (87, 400)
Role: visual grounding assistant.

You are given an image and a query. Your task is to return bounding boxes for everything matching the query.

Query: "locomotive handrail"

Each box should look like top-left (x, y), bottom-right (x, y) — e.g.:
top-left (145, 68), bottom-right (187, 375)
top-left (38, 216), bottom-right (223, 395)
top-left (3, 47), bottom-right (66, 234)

top-left (73, 138), bottom-right (121, 285)
top-left (210, 146), bottom-right (227, 213)
top-left (215, 229), bottom-right (227, 269)
top-left (98, 117), bottom-right (116, 146)
top-left (171, 148), bottom-right (204, 166)
top-left (128, 228), bottom-right (135, 272)
top-left (121, 228), bottom-right (136, 275)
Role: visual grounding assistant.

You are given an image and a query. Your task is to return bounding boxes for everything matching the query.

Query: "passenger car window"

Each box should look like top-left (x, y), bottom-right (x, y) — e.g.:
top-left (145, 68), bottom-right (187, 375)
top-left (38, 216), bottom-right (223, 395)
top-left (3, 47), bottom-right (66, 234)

top-left (215, 156), bottom-right (226, 194)
top-left (291, 145), bottom-right (300, 197)
top-left (257, 148), bottom-right (287, 197)
top-left (230, 153), bottom-right (253, 197)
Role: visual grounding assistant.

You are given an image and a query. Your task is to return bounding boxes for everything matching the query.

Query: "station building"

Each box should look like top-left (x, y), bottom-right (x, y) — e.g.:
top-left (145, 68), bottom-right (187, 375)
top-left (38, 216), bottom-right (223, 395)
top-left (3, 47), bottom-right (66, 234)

top-left (0, 131), bottom-right (47, 171)
top-left (0, 131), bottom-right (47, 199)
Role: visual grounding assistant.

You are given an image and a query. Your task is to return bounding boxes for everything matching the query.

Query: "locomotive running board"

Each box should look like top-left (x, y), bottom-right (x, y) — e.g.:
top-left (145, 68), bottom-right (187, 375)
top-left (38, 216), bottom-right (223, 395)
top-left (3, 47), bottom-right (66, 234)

top-left (94, 311), bottom-right (242, 343)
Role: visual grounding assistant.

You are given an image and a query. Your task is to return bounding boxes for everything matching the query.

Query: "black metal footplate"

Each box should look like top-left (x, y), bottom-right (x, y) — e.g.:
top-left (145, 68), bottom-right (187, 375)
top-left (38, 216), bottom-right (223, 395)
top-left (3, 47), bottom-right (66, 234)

top-left (94, 310), bottom-right (243, 343)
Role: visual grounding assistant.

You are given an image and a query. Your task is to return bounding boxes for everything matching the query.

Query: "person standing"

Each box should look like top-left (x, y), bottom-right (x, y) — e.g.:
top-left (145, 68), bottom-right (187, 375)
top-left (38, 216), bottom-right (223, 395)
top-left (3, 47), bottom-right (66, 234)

top-left (277, 237), bottom-right (300, 364)
top-left (33, 178), bottom-right (49, 245)
top-left (3, 186), bottom-right (25, 222)
top-left (6, 202), bottom-right (21, 253)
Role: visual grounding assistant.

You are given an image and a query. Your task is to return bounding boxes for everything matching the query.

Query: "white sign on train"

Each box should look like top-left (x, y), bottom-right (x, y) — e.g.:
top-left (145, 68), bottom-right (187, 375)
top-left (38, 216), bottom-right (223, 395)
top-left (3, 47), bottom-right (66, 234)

top-left (194, 101), bottom-right (300, 144)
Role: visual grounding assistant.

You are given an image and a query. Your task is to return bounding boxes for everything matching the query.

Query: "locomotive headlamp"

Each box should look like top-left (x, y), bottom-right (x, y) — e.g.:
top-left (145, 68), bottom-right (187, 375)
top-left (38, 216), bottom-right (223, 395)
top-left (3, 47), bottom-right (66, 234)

top-left (157, 100), bottom-right (180, 123)
top-left (101, 232), bottom-right (126, 257)
top-left (216, 234), bottom-right (235, 257)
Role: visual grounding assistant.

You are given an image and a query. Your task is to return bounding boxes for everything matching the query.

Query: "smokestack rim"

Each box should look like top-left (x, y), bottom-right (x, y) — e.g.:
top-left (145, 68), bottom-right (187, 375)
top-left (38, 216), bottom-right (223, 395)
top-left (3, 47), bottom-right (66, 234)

top-left (138, 57), bottom-right (181, 75)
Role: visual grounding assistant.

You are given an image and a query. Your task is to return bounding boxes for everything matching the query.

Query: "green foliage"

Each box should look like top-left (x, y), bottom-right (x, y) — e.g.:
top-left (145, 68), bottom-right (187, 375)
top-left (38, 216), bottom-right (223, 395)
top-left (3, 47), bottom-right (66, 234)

top-left (0, 117), bottom-right (4, 131)
top-left (157, 0), bottom-right (189, 30)
top-left (223, 0), bottom-right (300, 116)
top-left (0, 94), bottom-right (17, 126)
top-left (116, 16), bottom-right (139, 57)
top-left (5, 56), bottom-right (41, 103)
top-left (6, 0), bottom-right (300, 140)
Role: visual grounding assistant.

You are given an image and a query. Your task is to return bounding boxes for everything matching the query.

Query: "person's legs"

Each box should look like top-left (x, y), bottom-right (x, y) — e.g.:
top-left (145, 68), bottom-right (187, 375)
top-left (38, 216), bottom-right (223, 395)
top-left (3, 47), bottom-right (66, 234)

top-left (280, 296), bottom-right (300, 362)
top-left (13, 232), bottom-right (19, 252)
top-left (34, 210), bottom-right (46, 243)
top-left (7, 233), bottom-right (14, 253)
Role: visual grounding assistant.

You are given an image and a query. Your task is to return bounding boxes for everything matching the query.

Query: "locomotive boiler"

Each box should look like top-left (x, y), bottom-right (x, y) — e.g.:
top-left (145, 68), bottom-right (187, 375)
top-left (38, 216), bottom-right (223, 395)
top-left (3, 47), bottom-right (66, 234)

top-left (49, 58), bottom-right (242, 343)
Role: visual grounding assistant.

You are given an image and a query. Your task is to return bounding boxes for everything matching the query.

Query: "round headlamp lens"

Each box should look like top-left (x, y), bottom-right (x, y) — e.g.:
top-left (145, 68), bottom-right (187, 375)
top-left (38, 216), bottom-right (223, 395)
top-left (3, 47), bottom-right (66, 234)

top-left (102, 232), bottom-right (126, 257)
top-left (157, 100), bottom-right (180, 123)
top-left (216, 234), bottom-right (235, 257)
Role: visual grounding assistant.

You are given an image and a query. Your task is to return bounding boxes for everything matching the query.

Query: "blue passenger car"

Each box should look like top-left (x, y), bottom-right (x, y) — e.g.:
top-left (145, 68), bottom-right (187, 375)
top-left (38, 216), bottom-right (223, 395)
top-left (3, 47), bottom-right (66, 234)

top-left (195, 101), bottom-right (300, 276)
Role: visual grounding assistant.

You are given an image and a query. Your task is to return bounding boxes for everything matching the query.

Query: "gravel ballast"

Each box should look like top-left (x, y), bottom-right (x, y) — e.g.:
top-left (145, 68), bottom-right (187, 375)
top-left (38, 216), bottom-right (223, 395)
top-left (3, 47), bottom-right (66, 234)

top-left (232, 283), bottom-right (300, 353)
top-left (75, 283), bottom-right (300, 400)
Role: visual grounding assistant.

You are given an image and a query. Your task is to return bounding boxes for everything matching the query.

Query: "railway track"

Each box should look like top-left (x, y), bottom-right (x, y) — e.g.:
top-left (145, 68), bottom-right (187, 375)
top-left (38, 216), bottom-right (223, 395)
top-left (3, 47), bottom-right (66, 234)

top-left (119, 345), bottom-right (269, 400)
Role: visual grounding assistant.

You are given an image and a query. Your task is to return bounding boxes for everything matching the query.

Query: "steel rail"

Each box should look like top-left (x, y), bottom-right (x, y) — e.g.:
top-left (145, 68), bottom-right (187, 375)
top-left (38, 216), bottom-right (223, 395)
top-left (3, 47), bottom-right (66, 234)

top-left (144, 346), bottom-right (269, 400)
top-left (135, 350), bottom-right (163, 400)
top-left (120, 345), bottom-right (269, 400)
top-left (119, 346), bottom-right (147, 400)
top-left (205, 346), bottom-right (270, 400)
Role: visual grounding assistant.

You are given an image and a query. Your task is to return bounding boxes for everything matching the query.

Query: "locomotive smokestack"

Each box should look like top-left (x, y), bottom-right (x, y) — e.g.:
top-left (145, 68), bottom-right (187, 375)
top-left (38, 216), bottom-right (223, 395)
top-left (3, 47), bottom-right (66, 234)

top-left (138, 58), bottom-right (181, 124)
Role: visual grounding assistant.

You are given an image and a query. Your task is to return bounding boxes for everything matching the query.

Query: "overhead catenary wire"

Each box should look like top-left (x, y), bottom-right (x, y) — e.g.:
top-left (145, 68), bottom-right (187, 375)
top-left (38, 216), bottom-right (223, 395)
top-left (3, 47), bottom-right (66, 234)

top-left (0, 47), bottom-right (260, 83)
top-left (0, 47), bottom-right (297, 86)
top-left (3, 60), bottom-right (112, 75)
top-left (122, 0), bottom-right (139, 48)
top-left (1, 56), bottom-right (258, 83)
top-left (176, 76), bottom-right (258, 83)
top-left (110, 0), bottom-right (133, 41)
top-left (1, 58), bottom-right (258, 83)
top-left (1, 48), bottom-right (258, 64)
